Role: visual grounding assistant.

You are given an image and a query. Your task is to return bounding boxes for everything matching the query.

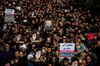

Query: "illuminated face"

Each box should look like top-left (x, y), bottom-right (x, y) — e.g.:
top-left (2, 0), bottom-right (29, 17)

top-left (19, 51), bottom-right (24, 57)
top-left (47, 37), bottom-right (51, 43)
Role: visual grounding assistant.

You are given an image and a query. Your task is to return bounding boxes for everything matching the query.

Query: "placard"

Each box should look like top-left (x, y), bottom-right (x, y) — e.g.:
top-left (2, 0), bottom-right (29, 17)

top-left (59, 43), bottom-right (75, 62)
top-left (76, 44), bottom-right (86, 53)
top-left (44, 20), bottom-right (53, 31)
top-left (60, 43), bottom-right (75, 52)
top-left (5, 9), bottom-right (15, 22)
top-left (87, 34), bottom-right (94, 40)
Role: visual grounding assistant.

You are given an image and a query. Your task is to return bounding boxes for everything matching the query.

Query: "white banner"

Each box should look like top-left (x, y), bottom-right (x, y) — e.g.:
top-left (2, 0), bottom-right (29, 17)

top-left (5, 9), bottom-right (14, 14)
top-left (60, 43), bottom-right (75, 52)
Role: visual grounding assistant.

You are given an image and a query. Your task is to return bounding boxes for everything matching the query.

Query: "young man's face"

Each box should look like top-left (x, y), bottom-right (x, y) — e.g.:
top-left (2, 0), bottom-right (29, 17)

top-left (15, 51), bottom-right (20, 58)
top-left (72, 61), bottom-right (78, 66)
top-left (19, 51), bottom-right (24, 57)
top-left (4, 44), bottom-right (10, 51)
top-left (86, 56), bottom-right (91, 62)
top-left (47, 37), bottom-right (51, 43)
top-left (63, 60), bottom-right (68, 66)
top-left (47, 48), bottom-right (52, 53)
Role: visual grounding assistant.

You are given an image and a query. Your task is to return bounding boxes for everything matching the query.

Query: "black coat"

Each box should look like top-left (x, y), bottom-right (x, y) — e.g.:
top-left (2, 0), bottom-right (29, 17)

top-left (94, 46), bottom-right (100, 66)
top-left (18, 56), bottom-right (28, 66)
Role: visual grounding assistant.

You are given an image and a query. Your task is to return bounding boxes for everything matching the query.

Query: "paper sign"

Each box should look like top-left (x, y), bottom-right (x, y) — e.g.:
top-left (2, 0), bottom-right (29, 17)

top-left (35, 51), bottom-right (41, 59)
top-left (60, 43), bottom-right (75, 52)
top-left (59, 43), bottom-right (75, 62)
top-left (5, 9), bottom-right (14, 14)
top-left (5, 9), bottom-right (15, 22)
top-left (76, 44), bottom-right (86, 53)
top-left (44, 20), bottom-right (53, 31)
top-left (60, 52), bottom-right (74, 57)
top-left (16, 6), bottom-right (21, 11)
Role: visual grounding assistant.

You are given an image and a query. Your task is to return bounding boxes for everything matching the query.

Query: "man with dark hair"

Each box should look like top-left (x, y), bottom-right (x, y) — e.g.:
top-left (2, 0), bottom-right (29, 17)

top-left (18, 51), bottom-right (28, 66)
top-left (3, 43), bottom-right (12, 66)
top-left (60, 58), bottom-right (69, 66)
top-left (94, 40), bottom-right (100, 66)
top-left (85, 55), bottom-right (95, 66)
top-left (71, 57), bottom-right (79, 66)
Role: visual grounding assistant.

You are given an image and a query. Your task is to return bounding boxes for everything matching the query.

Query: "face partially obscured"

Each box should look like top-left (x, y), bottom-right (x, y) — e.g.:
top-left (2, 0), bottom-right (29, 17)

top-left (81, 60), bottom-right (86, 66)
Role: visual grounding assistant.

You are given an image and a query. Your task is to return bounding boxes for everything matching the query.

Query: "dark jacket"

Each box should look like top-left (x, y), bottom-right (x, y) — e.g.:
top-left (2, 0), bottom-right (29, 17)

top-left (18, 56), bottom-right (28, 66)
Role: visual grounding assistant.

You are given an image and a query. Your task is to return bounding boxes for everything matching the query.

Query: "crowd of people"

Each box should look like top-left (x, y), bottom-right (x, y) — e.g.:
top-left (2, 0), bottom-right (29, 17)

top-left (0, 0), bottom-right (100, 66)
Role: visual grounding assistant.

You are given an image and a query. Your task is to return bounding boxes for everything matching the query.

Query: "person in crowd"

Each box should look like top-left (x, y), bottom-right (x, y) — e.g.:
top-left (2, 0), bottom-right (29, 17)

top-left (18, 51), bottom-right (28, 66)
top-left (85, 55), bottom-right (95, 66)
top-left (10, 51), bottom-right (20, 66)
top-left (60, 58), bottom-right (69, 66)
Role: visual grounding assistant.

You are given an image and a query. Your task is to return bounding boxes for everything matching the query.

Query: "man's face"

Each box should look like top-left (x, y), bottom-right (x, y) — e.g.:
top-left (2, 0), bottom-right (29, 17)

top-left (4, 44), bottom-right (10, 51)
top-left (59, 29), bottom-right (63, 35)
top-left (63, 61), bottom-right (68, 66)
top-left (47, 48), bottom-right (52, 53)
top-left (19, 51), bottom-right (24, 57)
top-left (53, 34), bottom-right (58, 39)
top-left (97, 41), bottom-right (100, 47)
top-left (15, 51), bottom-right (20, 58)
top-left (86, 56), bottom-right (91, 62)
top-left (80, 52), bottom-right (87, 59)
top-left (47, 37), bottom-right (51, 43)
top-left (53, 27), bottom-right (57, 32)
top-left (72, 61), bottom-right (78, 66)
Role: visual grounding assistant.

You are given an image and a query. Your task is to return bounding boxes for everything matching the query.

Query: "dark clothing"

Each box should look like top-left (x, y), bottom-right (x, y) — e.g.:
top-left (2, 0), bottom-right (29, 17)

top-left (1, 50), bottom-right (13, 65)
top-left (34, 62), bottom-right (47, 66)
top-left (18, 56), bottom-right (28, 66)
top-left (94, 46), bottom-right (100, 66)
top-left (0, 51), bottom-right (3, 66)
top-left (86, 61), bottom-right (95, 66)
